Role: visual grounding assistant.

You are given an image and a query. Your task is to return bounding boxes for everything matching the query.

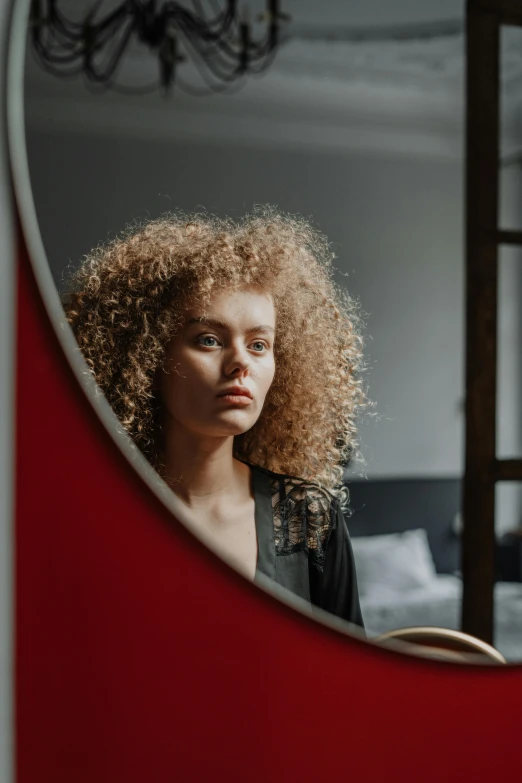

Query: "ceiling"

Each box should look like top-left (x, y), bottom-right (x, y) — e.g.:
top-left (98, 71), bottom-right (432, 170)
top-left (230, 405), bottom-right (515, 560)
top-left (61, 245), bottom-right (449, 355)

top-left (44, 0), bottom-right (465, 30)
top-left (22, 1), bottom-right (522, 160)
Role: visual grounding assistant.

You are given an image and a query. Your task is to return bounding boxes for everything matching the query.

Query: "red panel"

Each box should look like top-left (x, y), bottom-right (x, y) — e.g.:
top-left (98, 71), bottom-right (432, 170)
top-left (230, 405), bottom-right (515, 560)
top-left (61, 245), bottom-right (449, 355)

top-left (15, 223), bottom-right (522, 783)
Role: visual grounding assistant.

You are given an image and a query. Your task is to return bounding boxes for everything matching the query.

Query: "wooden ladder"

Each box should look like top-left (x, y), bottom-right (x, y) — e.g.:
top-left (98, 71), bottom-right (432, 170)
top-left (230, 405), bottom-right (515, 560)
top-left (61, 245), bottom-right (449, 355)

top-left (463, 0), bottom-right (522, 642)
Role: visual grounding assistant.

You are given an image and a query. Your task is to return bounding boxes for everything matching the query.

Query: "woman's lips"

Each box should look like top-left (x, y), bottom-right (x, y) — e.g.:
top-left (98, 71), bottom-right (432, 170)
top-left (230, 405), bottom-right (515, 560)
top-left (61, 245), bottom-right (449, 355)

top-left (217, 394), bottom-right (253, 405)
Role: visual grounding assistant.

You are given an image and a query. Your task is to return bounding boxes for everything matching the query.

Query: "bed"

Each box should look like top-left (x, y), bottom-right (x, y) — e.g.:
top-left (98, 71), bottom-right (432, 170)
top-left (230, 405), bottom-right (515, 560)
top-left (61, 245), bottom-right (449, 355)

top-left (346, 478), bottom-right (522, 662)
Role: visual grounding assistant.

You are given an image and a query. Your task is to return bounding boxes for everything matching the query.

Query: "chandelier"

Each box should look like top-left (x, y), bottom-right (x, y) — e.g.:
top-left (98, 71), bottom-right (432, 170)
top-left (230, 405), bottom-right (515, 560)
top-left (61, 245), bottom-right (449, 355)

top-left (29, 0), bottom-right (290, 97)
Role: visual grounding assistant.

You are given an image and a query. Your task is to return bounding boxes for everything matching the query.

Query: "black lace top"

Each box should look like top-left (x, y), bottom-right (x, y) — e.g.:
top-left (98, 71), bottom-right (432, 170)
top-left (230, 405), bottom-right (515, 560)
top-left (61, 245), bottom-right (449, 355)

top-left (249, 462), bottom-right (364, 631)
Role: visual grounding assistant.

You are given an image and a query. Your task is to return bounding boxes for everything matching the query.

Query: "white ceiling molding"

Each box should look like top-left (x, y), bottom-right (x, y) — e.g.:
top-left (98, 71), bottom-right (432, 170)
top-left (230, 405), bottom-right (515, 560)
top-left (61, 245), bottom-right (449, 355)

top-left (24, 93), bottom-right (467, 160)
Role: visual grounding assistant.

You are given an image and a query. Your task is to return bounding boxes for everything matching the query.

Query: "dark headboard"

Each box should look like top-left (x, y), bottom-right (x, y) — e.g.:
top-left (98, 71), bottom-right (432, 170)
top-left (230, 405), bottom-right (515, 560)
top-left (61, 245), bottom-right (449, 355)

top-left (344, 478), bottom-right (461, 575)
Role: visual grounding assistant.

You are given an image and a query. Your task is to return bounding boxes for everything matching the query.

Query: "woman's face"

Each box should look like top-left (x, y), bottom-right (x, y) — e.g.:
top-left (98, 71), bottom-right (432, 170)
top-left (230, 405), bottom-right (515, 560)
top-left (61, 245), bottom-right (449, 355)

top-left (160, 286), bottom-right (276, 438)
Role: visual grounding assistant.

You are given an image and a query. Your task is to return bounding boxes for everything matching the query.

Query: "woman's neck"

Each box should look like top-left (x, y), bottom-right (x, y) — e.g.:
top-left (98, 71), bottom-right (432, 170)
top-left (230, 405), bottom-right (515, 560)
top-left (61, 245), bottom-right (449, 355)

top-left (161, 423), bottom-right (251, 514)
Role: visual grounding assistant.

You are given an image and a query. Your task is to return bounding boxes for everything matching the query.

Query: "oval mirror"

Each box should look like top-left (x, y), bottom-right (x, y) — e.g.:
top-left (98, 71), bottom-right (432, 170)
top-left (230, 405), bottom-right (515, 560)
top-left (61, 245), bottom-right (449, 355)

top-left (9, 0), bottom-right (522, 664)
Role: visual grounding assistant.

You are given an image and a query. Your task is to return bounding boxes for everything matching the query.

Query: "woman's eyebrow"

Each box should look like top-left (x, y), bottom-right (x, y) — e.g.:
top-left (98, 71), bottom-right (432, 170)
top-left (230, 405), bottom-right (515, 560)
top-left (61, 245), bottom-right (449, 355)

top-left (187, 317), bottom-right (274, 334)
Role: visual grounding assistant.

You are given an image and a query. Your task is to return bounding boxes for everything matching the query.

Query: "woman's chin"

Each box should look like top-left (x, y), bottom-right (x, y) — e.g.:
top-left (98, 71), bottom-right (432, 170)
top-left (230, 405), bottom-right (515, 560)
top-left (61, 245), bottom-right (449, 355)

top-left (210, 410), bottom-right (257, 435)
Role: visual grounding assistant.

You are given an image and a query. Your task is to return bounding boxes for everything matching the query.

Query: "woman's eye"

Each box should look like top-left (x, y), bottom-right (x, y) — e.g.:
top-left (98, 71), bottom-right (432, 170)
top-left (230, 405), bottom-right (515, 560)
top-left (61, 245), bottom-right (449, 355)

top-left (198, 335), bottom-right (219, 347)
top-left (197, 335), bottom-right (268, 351)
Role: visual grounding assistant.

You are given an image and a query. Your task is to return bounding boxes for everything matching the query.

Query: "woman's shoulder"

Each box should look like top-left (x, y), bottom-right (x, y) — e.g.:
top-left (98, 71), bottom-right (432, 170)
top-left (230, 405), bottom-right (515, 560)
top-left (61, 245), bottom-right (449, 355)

top-left (251, 461), bottom-right (336, 496)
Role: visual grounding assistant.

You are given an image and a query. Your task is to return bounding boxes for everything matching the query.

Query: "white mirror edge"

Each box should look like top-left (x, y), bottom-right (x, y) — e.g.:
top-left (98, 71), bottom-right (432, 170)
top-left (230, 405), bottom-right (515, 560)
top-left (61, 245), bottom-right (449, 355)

top-left (1, 1), bottom-right (16, 781)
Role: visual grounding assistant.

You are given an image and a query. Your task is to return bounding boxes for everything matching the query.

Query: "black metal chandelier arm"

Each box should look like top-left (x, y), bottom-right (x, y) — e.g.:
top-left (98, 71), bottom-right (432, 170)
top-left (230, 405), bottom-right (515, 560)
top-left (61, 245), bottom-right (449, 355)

top-left (180, 28), bottom-right (245, 82)
top-left (177, 16), bottom-right (250, 70)
top-left (28, 0), bottom-right (289, 97)
top-left (30, 12), bottom-right (80, 60)
top-left (89, 19), bottom-right (244, 92)
top-left (89, 1), bottom-right (134, 36)
top-left (33, 29), bottom-right (116, 68)
top-left (199, 16), bottom-right (279, 66)
top-left (167, 13), bottom-right (248, 76)
top-left (30, 5), bottom-right (127, 66)
top-left (30, 37), bottom-right (85, 77)
top-left (31, 28), bottom-right (85, 69)
top-left (89, 12), bottom-right (132, 49)
top-left (45, 0), bottom-right (127, 55)
top-left (190, 0), bottom-right (233, 28)
top-left (170, 7), bottom-right (241, 62)
top-left (83, 20), bottom-right (137, 83)
top-left (35, 20), bottom-right (77, 53)
top-left (235, 33), bottom-right (274, 66)
top-left (175, 19), bottom-right (254, 83)
top-left (177, 46), bottom-right (247, 92)
top-left (164, 0), bottom-right (237, 41)
top-left (30, 38), bottom-right (73, 67)
top-left (41, 0), bottom-right (83, 34)
top-left (77, 30), bottom-right (243, 96)
top-left (189, 29), bottom-right (248, 65)
top-left (246, 21), bottom-right (280, 61)
top-left (247, 43), bottom-right (277, 75)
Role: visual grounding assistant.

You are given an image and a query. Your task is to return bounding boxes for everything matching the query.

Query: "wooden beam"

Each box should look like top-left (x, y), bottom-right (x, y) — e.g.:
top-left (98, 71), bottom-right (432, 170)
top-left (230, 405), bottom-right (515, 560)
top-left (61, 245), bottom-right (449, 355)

top-left (497, 230), bottom-right (522, 246)
top-left (494, 459), bottom-right (522, 481)
top-left (462, 4), bottom-right (500, 645)
top-left (468, 0), bottom-right (522, 26)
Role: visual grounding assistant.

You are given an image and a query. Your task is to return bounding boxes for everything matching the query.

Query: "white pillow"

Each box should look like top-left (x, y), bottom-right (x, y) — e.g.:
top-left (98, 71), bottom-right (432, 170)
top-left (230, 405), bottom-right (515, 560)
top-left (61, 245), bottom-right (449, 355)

top-left (351, 529), bottom-right (437, 599)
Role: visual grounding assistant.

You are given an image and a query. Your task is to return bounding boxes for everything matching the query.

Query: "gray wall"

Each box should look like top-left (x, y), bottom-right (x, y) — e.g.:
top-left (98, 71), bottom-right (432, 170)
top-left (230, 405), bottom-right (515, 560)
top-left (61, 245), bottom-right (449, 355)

top-left (497, 167), bottom-right (522, 534)
top-left (24, 127), bottom-right (522, 529)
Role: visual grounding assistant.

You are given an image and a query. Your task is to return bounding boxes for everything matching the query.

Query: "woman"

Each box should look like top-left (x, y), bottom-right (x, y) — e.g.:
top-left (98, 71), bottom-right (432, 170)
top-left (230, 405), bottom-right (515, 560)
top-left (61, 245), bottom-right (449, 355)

top-left (65, 205), bottom-right (368, 630)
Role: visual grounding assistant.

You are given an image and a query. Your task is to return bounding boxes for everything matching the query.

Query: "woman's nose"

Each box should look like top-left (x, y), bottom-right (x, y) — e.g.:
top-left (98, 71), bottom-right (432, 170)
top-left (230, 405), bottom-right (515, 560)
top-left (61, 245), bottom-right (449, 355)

top-left (224, 343), bottom-right (250, 376)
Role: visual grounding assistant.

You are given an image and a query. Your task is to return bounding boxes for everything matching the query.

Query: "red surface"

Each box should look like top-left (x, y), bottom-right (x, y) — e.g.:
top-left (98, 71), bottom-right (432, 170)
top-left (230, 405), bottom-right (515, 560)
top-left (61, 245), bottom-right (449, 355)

top-left (15, 224), bottom-right (522, 783)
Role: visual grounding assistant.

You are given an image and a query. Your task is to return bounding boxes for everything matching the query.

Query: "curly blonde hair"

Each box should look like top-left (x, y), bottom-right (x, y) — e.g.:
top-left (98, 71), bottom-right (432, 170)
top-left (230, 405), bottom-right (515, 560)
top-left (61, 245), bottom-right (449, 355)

top-left (64, 205), bottom-right (368, 501)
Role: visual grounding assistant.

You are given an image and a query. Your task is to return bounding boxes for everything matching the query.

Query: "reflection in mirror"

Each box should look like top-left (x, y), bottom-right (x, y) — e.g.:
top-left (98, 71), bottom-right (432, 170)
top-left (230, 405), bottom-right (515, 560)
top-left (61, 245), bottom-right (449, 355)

top-left (19, 0), bottom-right (521, 661)
top-left (376, 626), bottom-right (507, 664)
top-left (61, 205), bottom-right (368, 633)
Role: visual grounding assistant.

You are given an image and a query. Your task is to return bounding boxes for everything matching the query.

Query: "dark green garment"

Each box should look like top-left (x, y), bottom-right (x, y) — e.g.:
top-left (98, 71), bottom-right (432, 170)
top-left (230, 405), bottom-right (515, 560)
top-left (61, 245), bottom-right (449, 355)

top-left (248, 462), bottom-right (364, 631)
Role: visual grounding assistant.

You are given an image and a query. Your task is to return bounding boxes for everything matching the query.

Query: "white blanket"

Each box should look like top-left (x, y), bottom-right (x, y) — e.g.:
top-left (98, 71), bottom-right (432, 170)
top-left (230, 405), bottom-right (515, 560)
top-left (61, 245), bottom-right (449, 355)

top-left (360, 575), bottom-right (522, 662)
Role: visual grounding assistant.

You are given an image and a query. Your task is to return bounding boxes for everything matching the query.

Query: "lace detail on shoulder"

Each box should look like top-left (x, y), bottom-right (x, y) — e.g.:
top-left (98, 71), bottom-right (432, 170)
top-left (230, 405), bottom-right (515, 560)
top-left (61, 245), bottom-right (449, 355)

top-left (270, 474), bottom-right (337, 572)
